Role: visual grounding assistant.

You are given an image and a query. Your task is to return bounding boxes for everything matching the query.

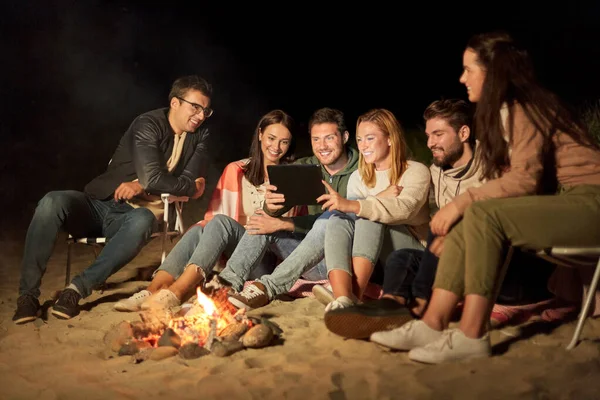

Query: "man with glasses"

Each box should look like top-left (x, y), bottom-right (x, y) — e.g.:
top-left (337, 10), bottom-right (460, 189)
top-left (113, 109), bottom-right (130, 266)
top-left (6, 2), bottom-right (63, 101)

top-left (12, 75), bottom-right (213, 324)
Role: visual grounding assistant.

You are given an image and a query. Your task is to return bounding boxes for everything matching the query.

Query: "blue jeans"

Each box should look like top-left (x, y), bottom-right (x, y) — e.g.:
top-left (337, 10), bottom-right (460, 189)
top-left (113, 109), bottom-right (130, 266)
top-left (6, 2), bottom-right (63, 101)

top-left (219, 212), bottom-right (331, 299)
top-left (383, 230), bottom-right (437, 300)
top-left (155, 214), bottom-right (274, 279)
top-left (325, 212), bottom-right (425, 276)
top-left (20, 190), bottom-right (155, 298)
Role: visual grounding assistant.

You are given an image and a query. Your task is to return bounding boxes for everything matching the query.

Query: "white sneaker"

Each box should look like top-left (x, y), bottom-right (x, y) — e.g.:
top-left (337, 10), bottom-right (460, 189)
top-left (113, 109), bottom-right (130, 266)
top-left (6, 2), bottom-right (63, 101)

top-left (408, 328), bottom-right (491, 364)
top-left (312, 284), bottom-right (334, 306)
top-left (113, 290), bottom-right (152, 312)
top-left (370, 319), bottom-right (442, 350)
top-left (140, 289), bottom-right (181, 311)
top-left (324, 296), bottom-right (355, 312)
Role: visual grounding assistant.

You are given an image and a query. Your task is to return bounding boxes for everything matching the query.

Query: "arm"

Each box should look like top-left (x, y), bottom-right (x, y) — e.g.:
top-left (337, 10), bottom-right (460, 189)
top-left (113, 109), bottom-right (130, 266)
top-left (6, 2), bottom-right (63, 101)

top-left (356, 163), bottom-right (431, 224)
top-left (133, 116), bottom-right (210, 197)
top-left (452, 104), bottom-right (544, 215)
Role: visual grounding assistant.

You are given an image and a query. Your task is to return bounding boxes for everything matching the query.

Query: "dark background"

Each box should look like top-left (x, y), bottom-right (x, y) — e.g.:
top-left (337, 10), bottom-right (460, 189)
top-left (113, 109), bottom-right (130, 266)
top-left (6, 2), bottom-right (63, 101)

top-left (2, 1), bottom-right (599, 237)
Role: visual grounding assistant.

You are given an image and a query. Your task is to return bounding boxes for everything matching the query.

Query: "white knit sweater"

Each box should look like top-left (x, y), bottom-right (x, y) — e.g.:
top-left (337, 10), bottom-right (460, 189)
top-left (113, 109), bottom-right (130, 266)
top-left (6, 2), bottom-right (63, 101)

top-left (348, 160), bottom-right (431, 243)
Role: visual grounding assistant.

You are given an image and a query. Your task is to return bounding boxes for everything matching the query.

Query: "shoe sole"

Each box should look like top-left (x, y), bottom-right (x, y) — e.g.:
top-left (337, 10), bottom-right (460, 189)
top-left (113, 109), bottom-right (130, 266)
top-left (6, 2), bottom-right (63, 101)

top-left (227, 296), bottom-right (253, 311)
top-left (13, 314), bottom-right (40, 325)
top-left (324, 309), bottom-right (413, 339)
top-left (312, 285), bottom-right (334, 306)
top-left (51, 308), bottom-right (78, 320)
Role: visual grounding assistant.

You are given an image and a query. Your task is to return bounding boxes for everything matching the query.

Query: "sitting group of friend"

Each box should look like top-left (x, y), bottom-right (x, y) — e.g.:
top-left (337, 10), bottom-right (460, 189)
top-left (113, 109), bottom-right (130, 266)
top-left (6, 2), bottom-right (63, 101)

top-left (13, 31), bottom-right (600, 365)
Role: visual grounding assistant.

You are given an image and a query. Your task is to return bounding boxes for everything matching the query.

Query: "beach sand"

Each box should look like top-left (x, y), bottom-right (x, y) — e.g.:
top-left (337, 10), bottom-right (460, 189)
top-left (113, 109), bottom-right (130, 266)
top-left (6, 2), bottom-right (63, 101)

top-left (0, 236), bottom-right (599, 400)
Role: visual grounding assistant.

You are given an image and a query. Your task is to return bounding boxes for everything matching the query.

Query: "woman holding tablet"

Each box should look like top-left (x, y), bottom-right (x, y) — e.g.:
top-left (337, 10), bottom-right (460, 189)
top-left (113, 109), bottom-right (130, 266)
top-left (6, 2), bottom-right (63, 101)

top-left (114, 109), bottom-right (304, 312)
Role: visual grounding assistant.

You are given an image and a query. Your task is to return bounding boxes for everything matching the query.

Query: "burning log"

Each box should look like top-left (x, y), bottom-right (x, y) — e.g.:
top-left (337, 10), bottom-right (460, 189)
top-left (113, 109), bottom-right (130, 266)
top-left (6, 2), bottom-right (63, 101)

top-left (203, 318), bottom-right (218, 351)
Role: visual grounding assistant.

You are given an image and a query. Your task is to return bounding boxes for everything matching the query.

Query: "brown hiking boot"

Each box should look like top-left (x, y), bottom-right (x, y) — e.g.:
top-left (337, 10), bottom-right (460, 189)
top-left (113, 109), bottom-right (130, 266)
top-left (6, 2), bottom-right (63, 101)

top-left (228, 282), bottom-right (269, 310)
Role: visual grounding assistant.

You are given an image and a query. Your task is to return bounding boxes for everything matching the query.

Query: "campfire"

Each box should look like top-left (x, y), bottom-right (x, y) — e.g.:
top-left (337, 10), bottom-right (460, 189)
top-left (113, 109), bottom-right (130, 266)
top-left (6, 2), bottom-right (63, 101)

top-left (104, 287), bottom-right (281, 362)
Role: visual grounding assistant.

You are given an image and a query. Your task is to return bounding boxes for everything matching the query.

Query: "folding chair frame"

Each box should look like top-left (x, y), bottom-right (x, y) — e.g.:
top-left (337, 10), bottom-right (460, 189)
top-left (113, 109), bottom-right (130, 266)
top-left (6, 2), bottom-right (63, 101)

top-left (65, 193), bottom-right (187, 286)
top-left (535, 247), bottom-right (600, 350)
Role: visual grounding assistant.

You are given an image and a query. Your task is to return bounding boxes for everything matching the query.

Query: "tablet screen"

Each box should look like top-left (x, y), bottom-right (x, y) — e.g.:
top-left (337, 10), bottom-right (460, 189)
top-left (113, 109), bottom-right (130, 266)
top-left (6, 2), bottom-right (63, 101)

top-left (267, 164), bottom-right (326, 207)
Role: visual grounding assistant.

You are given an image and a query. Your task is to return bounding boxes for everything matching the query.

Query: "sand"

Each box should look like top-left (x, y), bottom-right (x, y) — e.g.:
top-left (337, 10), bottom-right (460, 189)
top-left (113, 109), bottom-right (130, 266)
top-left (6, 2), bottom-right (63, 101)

top-left (0, 236), bottom-right (599, 400)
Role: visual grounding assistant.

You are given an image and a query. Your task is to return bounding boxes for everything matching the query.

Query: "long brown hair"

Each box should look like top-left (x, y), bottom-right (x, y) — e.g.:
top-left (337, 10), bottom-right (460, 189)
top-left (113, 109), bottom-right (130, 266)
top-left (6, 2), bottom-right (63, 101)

top-left (244, 110), bottom-right (296, 186)
top-left (356, 109), bottom-right (408, 188)
top-left (467, 31), bottom-right (598, 181)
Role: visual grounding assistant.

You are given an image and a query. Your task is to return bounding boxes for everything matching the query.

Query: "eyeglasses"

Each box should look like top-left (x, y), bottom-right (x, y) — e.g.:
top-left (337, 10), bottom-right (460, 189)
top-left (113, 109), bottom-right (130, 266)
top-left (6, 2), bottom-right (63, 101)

top-left (176, 97), bottom-right (213, 118)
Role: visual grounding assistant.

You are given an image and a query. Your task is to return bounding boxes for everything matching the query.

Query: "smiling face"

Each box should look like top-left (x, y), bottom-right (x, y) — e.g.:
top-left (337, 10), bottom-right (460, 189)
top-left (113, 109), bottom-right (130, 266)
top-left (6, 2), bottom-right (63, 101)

top-left (310, 122), bottom-right (347, 167)
top-left (425, 117), bottom-right (465, 167)
top-left (356, 121), bottom-right (391, 170)
top-left (459, 48), bottom-right (486, 103)
top-left (259, 123), bottom-right (292, 164)
top-left (169, 89), bottom-right (211, 134)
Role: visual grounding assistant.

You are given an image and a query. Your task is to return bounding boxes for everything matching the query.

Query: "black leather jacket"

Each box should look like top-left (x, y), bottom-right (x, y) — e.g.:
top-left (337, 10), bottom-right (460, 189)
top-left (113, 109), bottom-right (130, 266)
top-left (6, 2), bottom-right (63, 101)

top-left (84, 108), bottom-right (210, 200)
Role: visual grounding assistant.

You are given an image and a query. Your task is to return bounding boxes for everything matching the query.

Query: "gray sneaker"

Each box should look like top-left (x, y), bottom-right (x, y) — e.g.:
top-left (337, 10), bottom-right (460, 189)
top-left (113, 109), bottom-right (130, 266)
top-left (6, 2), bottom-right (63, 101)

top-left (114, 290), bottom-right (152, 312)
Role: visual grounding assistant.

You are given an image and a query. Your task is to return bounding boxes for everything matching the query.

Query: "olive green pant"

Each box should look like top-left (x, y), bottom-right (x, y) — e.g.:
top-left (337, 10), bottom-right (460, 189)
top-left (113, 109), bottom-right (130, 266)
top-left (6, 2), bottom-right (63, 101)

top-left (434, 185), bottom-right (600, 299)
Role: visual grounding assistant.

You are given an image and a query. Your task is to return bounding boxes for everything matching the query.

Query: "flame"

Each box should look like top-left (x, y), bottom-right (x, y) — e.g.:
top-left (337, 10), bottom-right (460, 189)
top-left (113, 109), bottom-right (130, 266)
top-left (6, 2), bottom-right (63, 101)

top-left (196, 287), bottom-right (217, 317)
top-left (138, 286), bottom-right (245, 348)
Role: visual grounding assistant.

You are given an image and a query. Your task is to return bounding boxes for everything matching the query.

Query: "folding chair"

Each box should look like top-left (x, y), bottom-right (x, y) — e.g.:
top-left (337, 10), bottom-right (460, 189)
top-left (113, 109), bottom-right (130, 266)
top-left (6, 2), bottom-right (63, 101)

top-left (65, 193), bottom-right (187, 286)
top-left (535, 246), bottom-right (600, 350)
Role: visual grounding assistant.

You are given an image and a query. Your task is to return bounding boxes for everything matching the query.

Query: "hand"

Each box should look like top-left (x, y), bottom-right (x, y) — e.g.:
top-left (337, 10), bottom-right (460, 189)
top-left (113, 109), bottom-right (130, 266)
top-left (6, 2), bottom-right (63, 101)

top-left (376, 185), bottom-right (403, 198)
top-left (316, 180), bottom-right (360, 214)
top-left (191, 177), bottom-right (206, 199)
top-left (429, 235), bottom-right (446, 257)
top-left (245, 209), bottom-right (287, 235)
top-left (114, 181), bottom-right (144, 201)
top-left (430, 202), bottom-right (461, 236)
top-left (264, 184), bottom-right (286, 212)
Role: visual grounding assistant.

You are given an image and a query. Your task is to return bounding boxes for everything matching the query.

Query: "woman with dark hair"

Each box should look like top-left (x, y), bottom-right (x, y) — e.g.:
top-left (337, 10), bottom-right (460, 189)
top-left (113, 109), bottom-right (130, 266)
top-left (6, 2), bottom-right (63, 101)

top-left (114, 110), bottom-right (304, 312)
top-left (370, 31), bottom-right (600, 363)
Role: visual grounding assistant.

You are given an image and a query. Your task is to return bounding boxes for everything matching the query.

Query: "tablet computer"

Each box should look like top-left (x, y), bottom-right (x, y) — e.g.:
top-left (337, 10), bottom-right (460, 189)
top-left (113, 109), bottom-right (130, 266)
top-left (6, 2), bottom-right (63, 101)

top-left (267, 164), bottom-right (326, 207)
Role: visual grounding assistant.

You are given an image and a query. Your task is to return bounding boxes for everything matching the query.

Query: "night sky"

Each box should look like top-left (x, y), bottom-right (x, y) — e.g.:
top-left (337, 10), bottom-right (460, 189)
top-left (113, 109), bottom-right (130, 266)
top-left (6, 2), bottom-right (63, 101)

top-left (2, 2), bottom-right (600, 234)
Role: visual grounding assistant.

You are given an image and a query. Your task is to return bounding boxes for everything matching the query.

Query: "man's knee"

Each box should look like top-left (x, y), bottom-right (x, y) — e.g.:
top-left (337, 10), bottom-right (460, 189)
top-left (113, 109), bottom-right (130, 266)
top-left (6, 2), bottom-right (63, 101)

top-left (36, 190), bottom-right (79, 214)
top-left (124, 208), bottom-right (155, 237)
top-left (37, 190), bottom-right (72, 210)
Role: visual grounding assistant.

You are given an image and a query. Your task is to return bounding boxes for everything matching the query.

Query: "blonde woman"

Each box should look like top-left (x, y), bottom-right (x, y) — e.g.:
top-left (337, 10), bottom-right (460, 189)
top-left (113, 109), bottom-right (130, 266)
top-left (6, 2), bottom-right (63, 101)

top-left (317, 109), bottom-right (431, 316)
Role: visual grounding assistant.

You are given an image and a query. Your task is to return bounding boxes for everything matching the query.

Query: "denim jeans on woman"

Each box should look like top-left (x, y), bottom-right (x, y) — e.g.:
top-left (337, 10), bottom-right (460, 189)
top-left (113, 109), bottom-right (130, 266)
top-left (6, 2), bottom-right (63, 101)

top-left (20, 190), bottom-right (156, 299)
top-left (219, 211), bottom-right (331, 299)
top-left (155, 214), bottom-right (275, 280)
top-left (324, 212), bottom-right (425, 277)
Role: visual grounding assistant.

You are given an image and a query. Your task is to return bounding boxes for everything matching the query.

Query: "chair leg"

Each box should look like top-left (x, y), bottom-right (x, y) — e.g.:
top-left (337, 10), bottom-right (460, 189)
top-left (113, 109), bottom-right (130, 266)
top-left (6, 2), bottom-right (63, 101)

top-left (66, 242), bottom-right (72, 286)
top-left (567, 257), bottom-right (600, 350)
top-left (161, 234), bottom-right (167, 264)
